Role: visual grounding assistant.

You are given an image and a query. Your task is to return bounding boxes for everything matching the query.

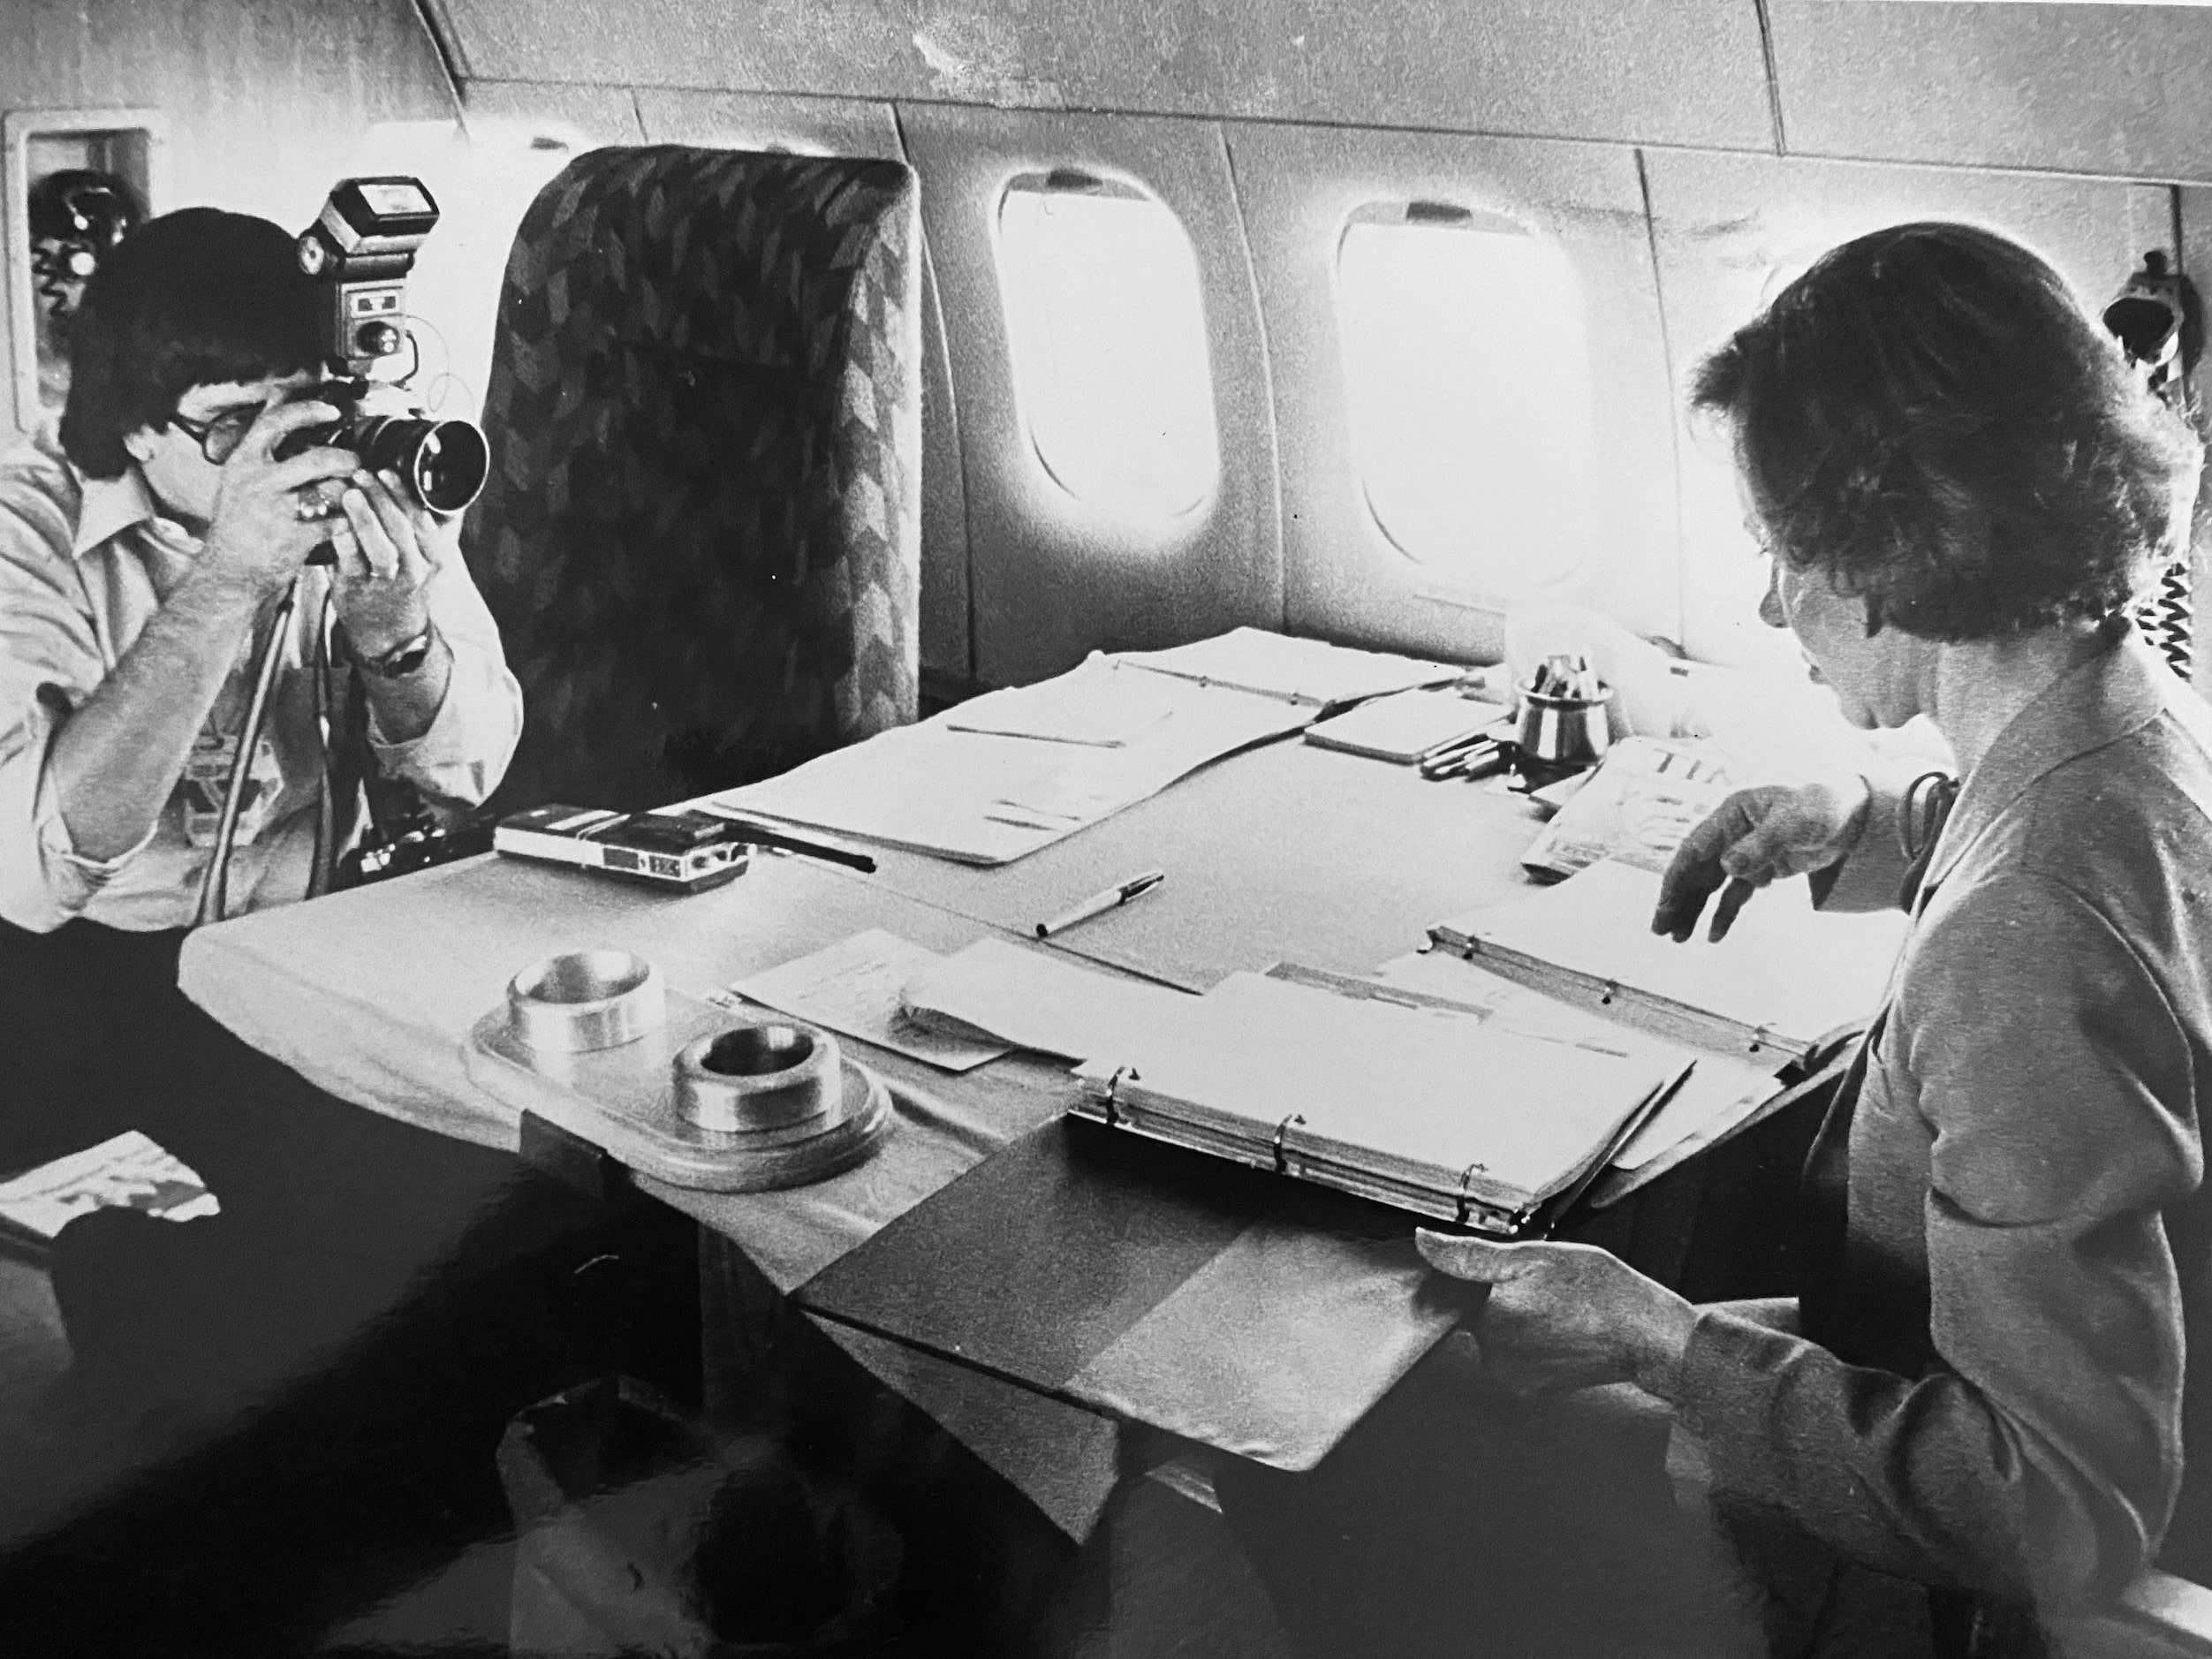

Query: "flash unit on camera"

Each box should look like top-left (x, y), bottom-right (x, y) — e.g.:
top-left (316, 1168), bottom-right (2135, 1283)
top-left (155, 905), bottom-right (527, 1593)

top-left (295, 177), bottom-right (441, 377)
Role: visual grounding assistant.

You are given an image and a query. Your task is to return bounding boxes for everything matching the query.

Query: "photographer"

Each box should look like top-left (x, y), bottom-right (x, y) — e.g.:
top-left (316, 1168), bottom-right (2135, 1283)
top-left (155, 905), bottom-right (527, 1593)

top-left (0, 206), bottom-right (519, 943)
top-left (0, 208), bottom-right (532, 1590)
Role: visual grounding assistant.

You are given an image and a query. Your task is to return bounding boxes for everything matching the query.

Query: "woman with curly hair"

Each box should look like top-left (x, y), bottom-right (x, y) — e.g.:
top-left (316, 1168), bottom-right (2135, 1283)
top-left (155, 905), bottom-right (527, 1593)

top-left (1223, 223), bottom-right (2212, 1659)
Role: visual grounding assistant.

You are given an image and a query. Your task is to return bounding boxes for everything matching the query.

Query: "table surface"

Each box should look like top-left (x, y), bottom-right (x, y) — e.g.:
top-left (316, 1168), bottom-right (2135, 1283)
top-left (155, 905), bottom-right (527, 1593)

top-left (178, 730), bottom-right (1574, 1520)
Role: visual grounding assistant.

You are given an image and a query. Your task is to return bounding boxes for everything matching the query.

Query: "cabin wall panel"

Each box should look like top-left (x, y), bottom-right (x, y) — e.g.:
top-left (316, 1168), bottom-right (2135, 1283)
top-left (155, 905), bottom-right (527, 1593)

top-left (459, 80), bottom-right (646, 145)
top-left (898, 104), bottom-right (1283, 687)
top-left (1228, 125), bottom-right (1678, 664)
top-left (633, 90), bottom-right (973, 681)
top-left (1770, 2), bottom-right (2212, 183)
top-left (1646, 151), bottom-right (2152, 674)
top-left (0, 0), bottom-right (454, 441)
top-left (435, 0), bottom-right (1773, 151)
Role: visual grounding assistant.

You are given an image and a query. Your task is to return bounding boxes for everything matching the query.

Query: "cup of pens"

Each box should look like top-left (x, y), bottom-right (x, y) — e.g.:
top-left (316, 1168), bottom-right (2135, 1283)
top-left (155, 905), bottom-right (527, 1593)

top-left (1516, 654), bottom-right (1614, 772)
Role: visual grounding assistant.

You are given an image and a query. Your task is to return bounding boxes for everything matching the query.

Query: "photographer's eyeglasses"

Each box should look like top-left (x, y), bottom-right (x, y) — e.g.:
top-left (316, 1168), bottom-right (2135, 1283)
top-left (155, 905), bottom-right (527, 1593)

top-left (167, 406), bottom-right (257, 466)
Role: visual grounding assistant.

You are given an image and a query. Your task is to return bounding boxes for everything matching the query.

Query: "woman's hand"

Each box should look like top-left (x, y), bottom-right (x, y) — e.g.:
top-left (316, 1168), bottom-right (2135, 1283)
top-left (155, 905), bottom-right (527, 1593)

top-left (1414, 1231), bottom-right (1698, 1399)
top-left (1650, 779), bottom-right (1871, 943)
top-left (329, 469), bottom-right (444, 660)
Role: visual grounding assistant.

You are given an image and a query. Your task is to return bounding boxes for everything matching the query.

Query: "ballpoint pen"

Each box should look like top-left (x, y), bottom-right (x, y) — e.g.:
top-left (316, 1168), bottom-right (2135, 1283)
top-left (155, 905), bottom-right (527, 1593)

top-left (1035, 869), bottom-right (1167, 938)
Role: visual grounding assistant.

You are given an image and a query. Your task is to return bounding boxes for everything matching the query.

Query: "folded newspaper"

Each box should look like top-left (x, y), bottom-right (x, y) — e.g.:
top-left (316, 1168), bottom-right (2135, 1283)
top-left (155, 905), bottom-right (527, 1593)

top-left (1520, 736), bottom-right (1733, 879)
top-left (0, 1132), bottom-right (218, 1251)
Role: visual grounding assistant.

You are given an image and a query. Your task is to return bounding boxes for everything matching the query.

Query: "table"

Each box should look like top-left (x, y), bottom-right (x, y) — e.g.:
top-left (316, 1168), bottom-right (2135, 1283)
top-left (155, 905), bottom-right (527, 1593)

top-left (177, 731), bottom-right (1797, 1539)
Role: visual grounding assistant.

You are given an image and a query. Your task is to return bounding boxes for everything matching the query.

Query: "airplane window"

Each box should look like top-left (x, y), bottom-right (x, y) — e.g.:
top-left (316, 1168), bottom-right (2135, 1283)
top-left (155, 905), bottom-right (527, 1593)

top-left (1335, 209), bottom-right (1601, 597)
top-left (996, 180), bottom-right (1220, 521)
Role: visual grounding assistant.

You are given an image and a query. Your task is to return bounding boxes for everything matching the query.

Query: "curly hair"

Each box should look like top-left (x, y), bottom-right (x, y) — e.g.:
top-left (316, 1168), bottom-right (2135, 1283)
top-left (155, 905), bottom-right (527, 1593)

top-left (59, 208), bottom-right (322, 481)
top-left (1692, 221), bottom-right (2203, 641)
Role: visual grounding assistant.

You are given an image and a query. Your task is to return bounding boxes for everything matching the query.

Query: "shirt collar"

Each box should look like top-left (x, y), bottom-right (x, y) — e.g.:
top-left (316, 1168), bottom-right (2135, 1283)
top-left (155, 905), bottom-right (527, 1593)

top-left (1922, 623), bottom-right (2180, 893)
top-left (69, 460), bottom-right (167, 559)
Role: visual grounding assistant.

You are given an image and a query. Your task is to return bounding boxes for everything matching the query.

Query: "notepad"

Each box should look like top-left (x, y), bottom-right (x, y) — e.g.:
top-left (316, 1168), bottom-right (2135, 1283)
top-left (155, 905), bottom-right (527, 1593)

top-left (1071, 970), bottom-right (1692, 1232)
top-left (1302, 690), bottom-right (1510, 764)
top-left (1429, 859), bottom-right (1907, 1062)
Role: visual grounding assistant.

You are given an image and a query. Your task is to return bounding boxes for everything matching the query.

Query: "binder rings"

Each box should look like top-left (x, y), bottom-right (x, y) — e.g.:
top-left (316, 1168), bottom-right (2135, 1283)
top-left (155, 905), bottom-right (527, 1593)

top-left (1064, 970), bottom-right (1692, 1235)
top-left (1428, 859), bottom-right (1907, 1063)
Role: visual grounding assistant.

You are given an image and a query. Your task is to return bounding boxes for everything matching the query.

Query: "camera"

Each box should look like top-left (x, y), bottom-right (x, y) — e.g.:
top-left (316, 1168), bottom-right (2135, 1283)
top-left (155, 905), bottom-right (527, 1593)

top-left (276, 177), bottom-right (489, 515)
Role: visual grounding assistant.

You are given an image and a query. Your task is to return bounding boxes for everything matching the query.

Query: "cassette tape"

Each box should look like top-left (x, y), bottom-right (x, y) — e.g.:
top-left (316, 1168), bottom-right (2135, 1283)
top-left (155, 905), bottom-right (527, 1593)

top-left (494, 805), bottom-right (751, 893)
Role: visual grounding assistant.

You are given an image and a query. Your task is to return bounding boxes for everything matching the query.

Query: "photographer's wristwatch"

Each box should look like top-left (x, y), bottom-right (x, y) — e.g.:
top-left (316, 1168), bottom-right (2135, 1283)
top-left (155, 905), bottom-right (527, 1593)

top-left (357, 621), bottom-right (439, 680)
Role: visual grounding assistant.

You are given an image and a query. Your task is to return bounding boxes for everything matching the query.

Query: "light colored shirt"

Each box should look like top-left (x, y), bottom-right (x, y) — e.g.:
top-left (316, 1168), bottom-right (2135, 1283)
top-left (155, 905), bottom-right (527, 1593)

top-left (0, 428), bottom-right (521, 933)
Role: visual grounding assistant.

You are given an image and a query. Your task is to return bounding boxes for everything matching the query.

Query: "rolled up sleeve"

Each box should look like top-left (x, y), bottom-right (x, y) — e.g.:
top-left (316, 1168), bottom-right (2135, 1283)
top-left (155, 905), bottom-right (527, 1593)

top-left (0, 496), bottom-right (140, 932)
top-left (1676, 872), bottom-right (2198, 1610)
top-left (365, 548), bottom-right (521, 812)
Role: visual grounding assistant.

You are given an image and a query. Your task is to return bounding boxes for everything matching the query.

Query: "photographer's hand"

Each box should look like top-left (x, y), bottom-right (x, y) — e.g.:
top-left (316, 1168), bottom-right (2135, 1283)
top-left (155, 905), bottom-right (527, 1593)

top-left (193, 392), bottom-right (357, 602)
top-left (330, 469), bottom-right (439, 655)
top-left (330, 469), bottom-right (452, 741)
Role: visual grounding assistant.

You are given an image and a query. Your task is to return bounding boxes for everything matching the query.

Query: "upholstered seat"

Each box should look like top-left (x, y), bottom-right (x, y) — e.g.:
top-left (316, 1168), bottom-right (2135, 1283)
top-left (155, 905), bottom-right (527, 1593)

top-left (466, 145), bottom-right (922, 814)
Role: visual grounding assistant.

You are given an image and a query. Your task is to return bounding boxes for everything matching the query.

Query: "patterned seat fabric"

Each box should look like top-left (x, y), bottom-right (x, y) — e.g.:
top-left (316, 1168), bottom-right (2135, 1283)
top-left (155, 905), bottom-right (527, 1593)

top-left (465, 146), bottom-right (922, 814)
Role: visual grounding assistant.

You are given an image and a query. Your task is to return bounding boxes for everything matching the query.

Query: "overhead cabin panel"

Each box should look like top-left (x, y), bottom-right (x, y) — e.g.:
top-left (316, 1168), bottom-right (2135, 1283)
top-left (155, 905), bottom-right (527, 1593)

top-left (1644, 150), bottom-right (2155, 671)
top-left (898, 105), bottom-right (1282, 687)
top-left (1771, 2), bottom-right (2212, 181)
top-left (1230, 125), bottom-right (1678, 664)
top-left (634, 91), bottom-right (973, 685)
top-left (432, 0), bottom-right (1771, 150)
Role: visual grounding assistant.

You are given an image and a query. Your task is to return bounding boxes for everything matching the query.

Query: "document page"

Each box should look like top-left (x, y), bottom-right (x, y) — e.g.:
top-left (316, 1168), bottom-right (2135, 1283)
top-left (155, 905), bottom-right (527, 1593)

top-left (1090, 972), bottom-right (1685, 1204)
top-left (0, 1131), bottom-right (219, 1243)
top-left (902, 936), bottom-right (1201, 1062)
top-left (939, 655), bottom-right (1188, 746)
top-left (1370, 951), bottom-right (1784, 1170)
top-left (1441, 860), bottom-right (1906, 1055)
top-left (705, 658), bottom-right (1309, 864)
top-left (1116, 627), bottom-right (1461, 708)
top-left (717, 929), bottom-right (1011, 1072)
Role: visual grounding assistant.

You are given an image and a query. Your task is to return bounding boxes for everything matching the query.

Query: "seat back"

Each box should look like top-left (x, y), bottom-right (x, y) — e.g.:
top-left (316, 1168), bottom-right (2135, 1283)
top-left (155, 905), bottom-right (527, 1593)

top-left (465, 145), bottom-right (922, 814)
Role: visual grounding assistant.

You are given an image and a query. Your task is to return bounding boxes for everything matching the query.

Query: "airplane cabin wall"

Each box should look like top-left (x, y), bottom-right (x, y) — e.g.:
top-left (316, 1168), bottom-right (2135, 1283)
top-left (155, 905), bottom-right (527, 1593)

top-left (19, 1), bottom-right (2212, 695)
top-left (423, 0), bottom-right (2212, 693)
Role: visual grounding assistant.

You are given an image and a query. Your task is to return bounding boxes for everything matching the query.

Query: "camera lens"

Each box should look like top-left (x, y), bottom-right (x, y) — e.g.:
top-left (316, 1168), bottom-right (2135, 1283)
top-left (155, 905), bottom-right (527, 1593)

top-left (357, 415), bottom-right (489, 514)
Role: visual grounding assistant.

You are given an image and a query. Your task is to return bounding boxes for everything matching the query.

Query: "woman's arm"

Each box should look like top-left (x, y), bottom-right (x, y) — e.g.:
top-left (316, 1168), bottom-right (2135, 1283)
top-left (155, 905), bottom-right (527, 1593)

top-left (1673, 870), bottom-right (2195, 1608)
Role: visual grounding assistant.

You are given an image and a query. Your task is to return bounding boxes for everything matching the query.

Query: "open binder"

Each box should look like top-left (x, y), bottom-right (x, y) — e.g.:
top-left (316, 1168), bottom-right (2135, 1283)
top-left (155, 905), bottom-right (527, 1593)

top-left (1066, 970), bottom-right (1692, 1234)
top-left (1428, 859), bottom-right (1907, 1063)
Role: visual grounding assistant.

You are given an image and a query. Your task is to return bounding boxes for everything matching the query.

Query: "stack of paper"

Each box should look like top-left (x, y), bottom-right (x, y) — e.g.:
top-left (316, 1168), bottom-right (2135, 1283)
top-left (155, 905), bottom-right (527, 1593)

top-left (1358, 954), bottom-right (1785, 1184)
top-left (902, 936), bottom-right (1201, 1062)
top-left (704, 654), bottom-right (1310, 864)
top-left (1430, 859), bottom-right (1907, 1062)
top-left (1070, 970), bottom-right (1691, 1231)
top-left (1114, 628), bottom-right (1460, 708)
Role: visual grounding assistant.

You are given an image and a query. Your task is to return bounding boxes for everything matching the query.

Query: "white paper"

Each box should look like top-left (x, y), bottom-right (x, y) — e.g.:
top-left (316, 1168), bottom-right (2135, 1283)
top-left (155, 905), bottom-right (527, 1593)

top-left (1443, 859), bottom-right (1907, 1055)
top-left (1084, 971), bottom-right (1685, 1203)
top-left (1363, 951), bottom-right (1783, 1170)
top-left (940, 655), bottom-right (1186, 746)
top-left (1519, 736), bottom-right (1735, 877)
top-left (902, 936), bottom-right (1200, 1062)
top-left (716, 929), bottom-right (1011, 1072)
top-left (0, 1131), bottom-right (219, 1240)
top-left (708, 655), bottom-right (1310, 864)
top-left (1115, 627), bottom-right (1462, 708)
